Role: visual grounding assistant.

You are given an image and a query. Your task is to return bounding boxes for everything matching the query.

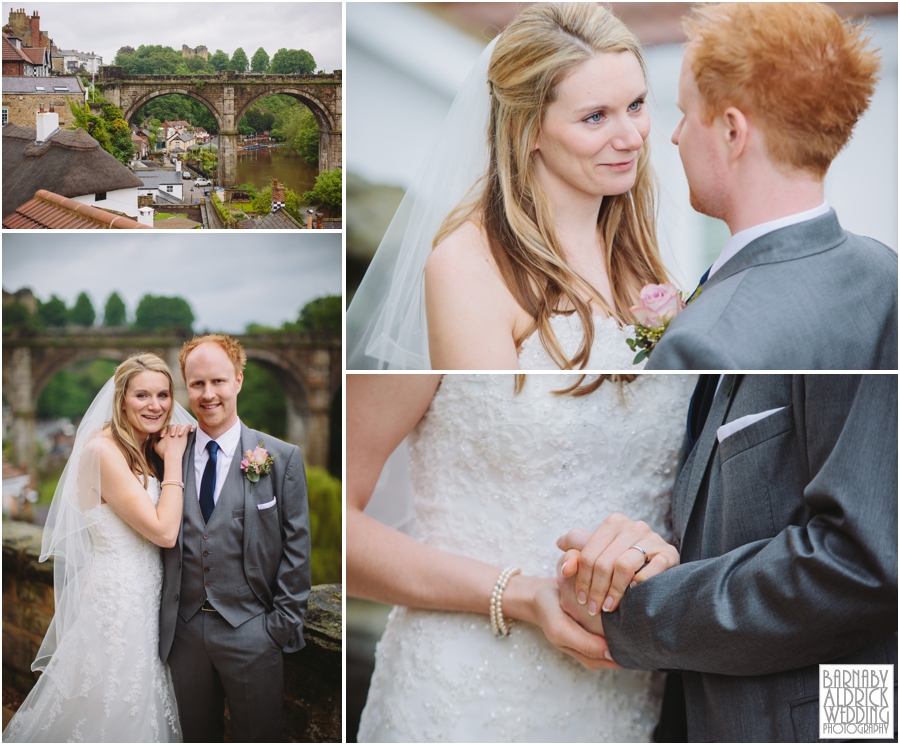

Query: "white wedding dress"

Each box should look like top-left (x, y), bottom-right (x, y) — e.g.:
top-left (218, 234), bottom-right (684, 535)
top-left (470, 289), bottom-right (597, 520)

top-left (518, 315), bottom-right (645, 370)
top-left (358, 373), bottom-right (695, 742)
top-left (4, 477), bottom-right (182, 743)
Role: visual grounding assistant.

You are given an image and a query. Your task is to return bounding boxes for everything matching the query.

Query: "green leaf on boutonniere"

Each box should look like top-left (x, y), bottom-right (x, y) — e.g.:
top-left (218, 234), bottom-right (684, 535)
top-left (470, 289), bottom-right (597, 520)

top-left (248, 472), bottom-right (260, 483)
top-left (633, 349), bottom-right (649, 365)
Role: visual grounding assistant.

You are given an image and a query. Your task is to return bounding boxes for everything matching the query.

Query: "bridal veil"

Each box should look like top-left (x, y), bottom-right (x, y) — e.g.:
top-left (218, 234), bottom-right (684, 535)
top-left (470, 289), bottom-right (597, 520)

top-left (347, 37), bottom-right (499, 370)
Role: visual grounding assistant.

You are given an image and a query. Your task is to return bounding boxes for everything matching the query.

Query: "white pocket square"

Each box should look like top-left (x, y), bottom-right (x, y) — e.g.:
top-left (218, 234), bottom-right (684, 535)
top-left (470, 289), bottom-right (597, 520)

top-left (717, 407), bottom-right (785, 444)
top-left (256, 496), bottom-right (277, 510)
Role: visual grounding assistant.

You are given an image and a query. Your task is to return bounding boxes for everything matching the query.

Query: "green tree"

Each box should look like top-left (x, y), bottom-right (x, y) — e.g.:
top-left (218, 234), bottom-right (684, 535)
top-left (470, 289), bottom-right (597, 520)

top-left (243, 107), bottom-right (275, 133)
top-left (249, 182), bottom-right (303, 222)
top-left (103, 292), bottom-right (127, 326)
top-left (294, 108), bottom-right (319, 165)
top-left (306, 466), bottom-right (342, 584)
top-left (2, 301), bottom-right (41, 334)
top-left (133, 295), bottom-right (194, 332)
top-left (229, 47), bottom-right (249, 72)
top-left (68, 292), bottom-right (95, 327)
top-left (269, 48), bottom-right (316, 75)
top-left (69, 102), bottom-right (111, 151)
top-left (37, 359), bottom-right (118, 420)
top-left (296, 296), bottom-right (341, 337)
top-left (37, 295), bottom-right (68, 327)
top-left (251, 47), bottom-right (269, 73)
top-left (210, 49), bottom-right (230, 71)
top-left (301, 168), bottom-right (342, 218)
top-left (237, 361), bottom-right (286, 438)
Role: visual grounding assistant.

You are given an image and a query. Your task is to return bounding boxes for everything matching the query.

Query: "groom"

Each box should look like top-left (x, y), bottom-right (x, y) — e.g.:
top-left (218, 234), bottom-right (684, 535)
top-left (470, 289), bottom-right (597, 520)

top-left (159, 334), bottom-right (311, 742)
top-left (559, 375), bottom-right (898, 741)
top-left (645, 2), bottom-right (897, 370)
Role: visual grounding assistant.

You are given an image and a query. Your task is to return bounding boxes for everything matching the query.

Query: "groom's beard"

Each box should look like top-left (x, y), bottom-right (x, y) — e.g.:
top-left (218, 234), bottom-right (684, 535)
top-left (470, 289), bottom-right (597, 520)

top-left (688, 185), bottom-right (727, 223)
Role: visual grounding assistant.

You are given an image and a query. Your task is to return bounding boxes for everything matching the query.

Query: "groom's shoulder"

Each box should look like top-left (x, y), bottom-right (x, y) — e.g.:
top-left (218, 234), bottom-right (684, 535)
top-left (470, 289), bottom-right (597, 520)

top-left (241, 424), bottom-right (302, 460)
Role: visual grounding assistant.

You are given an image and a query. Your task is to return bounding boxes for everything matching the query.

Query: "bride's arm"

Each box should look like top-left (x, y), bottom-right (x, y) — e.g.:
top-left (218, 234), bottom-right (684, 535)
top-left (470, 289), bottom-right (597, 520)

top-left (424, 224), bottom-right (523, 370)
top-left (347, 374), bottom-right (615, 669)
top-left (98, 425), bottom-right (190, 547)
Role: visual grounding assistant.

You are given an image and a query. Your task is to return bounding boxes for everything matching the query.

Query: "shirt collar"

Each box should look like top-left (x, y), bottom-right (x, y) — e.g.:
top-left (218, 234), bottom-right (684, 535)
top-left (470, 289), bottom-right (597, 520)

top-left (195, 418), bottom-right (242, 457)
top-left (708, 201), bottom-right (830, 279)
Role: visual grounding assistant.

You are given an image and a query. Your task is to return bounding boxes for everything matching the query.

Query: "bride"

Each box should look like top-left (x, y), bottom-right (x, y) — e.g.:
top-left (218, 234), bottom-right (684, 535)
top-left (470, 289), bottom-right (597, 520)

top-left (347, 3), bottom-right (669, 371)
top-left (4, 353), bottom-right (194, 743)
top-left (348, 373), bottom-right (694, 742)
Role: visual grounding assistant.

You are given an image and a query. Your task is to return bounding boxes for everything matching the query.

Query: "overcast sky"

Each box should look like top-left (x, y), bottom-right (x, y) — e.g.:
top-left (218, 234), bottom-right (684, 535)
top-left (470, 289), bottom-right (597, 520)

top-left (1, 1), bottom-right (343, 74)
top-left (1, 234), bottom-right (342, 333)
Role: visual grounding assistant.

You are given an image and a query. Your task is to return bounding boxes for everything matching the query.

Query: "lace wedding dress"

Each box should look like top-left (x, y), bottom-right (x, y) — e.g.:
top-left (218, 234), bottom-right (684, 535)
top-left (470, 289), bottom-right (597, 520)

top-left (518, 315), bottom-right (645, 370)
top-left (4, 477), bottom-right (182, 743)
top-left (358, 374), bottom-right (695, 742)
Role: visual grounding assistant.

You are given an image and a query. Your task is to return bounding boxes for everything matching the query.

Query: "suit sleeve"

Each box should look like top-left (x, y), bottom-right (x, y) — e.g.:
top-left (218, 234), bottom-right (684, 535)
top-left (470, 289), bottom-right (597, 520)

top-left (266, 445), bottom-right (312, 648)
top-left (645, 326), bottom-right (738, 370)
top-left (604, 375), bottom-right (898, 675)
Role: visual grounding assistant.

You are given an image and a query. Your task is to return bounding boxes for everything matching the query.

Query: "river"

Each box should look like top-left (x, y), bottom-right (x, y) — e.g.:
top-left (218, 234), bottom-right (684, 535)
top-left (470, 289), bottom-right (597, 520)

top-left (235, 145), bottom-right (318, 193)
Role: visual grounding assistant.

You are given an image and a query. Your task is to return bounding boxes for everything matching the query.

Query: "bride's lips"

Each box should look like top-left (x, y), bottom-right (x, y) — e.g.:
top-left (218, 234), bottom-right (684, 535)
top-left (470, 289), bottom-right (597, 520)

top-left (600, 157), bottom-right (637, 171)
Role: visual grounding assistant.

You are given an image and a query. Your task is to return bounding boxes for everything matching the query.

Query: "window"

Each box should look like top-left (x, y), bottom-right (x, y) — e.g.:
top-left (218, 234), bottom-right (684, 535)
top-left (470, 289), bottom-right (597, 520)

top-left (95, 192), bottom-right (107, 202)
top-left (2, 110), bottom-right (7, 126)
top-left (166, 186), bottom-right (173, 193)
top-left (35, 85), bottom-right (45, 91)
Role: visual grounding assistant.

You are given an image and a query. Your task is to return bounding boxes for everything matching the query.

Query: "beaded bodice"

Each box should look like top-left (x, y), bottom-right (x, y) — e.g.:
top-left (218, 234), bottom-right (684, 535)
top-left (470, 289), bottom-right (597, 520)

top-left (518, 315), bottom-right (646, 370)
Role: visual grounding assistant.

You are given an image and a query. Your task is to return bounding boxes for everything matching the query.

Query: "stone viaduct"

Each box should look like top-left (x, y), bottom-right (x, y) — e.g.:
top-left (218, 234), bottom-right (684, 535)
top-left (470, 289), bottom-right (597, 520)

top-left (98, 68), bottom-right (342, 187)
top-left (2, 329), bottom-right (342, 479)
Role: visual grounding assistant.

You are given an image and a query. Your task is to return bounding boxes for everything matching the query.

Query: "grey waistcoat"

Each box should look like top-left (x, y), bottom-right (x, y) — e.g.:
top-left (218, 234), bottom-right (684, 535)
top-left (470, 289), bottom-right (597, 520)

top-left (178, 447), bottom-right (268, 627)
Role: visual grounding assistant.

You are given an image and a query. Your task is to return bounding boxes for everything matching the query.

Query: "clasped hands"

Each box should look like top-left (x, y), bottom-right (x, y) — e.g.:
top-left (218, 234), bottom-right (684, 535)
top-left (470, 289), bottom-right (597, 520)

top-left (535, 513), bottom-right (679, 670)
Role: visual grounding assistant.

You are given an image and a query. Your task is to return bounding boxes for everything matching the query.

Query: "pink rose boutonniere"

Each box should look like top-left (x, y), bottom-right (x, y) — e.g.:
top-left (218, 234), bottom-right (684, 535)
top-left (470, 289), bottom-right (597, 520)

top-left (626, 282), bottom-right (687, 364)
top-left (241, 444), bottom-right (276, 490)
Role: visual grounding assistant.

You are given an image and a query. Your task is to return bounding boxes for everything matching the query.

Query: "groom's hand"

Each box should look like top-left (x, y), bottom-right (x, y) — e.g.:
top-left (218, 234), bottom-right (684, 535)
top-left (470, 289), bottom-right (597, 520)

top-left (557, 514), bottom-right (679, 615)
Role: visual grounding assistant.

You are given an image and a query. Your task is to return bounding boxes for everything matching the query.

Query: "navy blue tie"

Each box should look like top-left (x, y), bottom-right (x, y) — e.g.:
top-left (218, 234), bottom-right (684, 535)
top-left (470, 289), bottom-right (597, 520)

top-left (686, 267), bottom-right (711, 305)
top-left (199, 440), bottom-right (219, 523)
top-left (687, 375), bottom-right (718, 450)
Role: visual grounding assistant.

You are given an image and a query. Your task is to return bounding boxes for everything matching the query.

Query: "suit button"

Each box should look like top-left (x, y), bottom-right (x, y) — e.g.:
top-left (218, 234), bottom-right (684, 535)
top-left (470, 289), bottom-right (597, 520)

top-left (174, 594), bottom-right (179, 602)
top-left (204, 567), bottom-right (210, 573)
top-left (203, 534), bottom-right (209, 540)
top-left (205, 581), bottom-right (211, 588)
top-left (202, 550), bottom-right (209, 557)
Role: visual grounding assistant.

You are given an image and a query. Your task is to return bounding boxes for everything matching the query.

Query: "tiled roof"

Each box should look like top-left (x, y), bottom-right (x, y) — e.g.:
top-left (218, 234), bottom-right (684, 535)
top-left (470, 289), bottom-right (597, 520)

top-left (21, 46), bottom-right (47, 64)
top-left (2, 190), bottom-right (152, 229)
top-left (1, 76), bottom-right (83, 94)
top-left (2, 34), bottom-right (31, 63)
top-left (239, 210), bottom-right (304, 230)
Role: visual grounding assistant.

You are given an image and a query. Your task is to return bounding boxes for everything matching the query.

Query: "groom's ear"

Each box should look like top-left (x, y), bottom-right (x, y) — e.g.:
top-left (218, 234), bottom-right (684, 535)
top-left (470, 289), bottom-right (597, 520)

top-left (235, 371), bottom-right (244, 393)
top-left (721, 106), bottom-right (749, 163)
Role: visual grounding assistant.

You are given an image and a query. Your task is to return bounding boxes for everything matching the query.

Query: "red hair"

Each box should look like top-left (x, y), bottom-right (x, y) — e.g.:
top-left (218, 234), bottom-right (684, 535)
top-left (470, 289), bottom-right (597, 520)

top-left (179, 333), bottom-right (247, 378)
top-left (684, 2), bottom-right (880, 178)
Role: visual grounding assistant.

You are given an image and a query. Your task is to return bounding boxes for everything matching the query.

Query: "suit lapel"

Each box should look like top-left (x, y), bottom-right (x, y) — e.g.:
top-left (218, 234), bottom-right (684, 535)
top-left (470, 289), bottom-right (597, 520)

top-left (702, 210), bottom-right (844, 294)
top-left (676, 374), bottom-right (740, 532)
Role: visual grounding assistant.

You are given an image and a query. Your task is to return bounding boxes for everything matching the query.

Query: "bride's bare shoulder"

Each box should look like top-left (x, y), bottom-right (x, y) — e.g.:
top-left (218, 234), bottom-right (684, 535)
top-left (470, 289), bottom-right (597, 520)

top-left (425, 220), bottom-right (500, 286)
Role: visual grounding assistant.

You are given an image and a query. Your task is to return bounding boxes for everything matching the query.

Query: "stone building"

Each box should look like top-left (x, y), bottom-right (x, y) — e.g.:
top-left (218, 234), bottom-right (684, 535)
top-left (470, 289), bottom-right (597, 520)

top-left (182, 44), bottom-right (208, 60)
top-left (2, 32), bottom-right (51, 77)
top-left (2, 75), bottom-right (84, 128)
top-left (3, 8), bottom-right (51, 49)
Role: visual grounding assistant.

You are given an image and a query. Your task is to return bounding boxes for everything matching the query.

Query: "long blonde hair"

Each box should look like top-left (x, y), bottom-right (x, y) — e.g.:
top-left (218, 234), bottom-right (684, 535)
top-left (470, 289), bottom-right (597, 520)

top-left (109, 353), bottom-right (175, 487)
top-left (435, 3), bottom-right (668, 369)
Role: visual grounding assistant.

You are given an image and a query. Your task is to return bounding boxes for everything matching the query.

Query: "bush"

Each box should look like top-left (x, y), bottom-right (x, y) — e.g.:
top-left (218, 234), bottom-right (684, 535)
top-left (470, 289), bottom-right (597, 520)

top-left (306, 465), bottom-right (342, 585)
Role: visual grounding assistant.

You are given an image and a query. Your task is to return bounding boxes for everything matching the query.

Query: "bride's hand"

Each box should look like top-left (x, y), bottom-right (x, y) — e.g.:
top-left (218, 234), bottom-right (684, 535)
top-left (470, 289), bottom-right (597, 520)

top-left (556, 513), bottom-right (679, 615)
top-left (528, 579), bottom-right (620, 671)
top-left (154, 424), bottom-right (192, 461)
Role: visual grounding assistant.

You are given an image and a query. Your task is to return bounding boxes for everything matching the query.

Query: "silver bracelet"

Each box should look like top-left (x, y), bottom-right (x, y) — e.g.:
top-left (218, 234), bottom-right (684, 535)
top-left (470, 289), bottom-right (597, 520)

top-left (489, 566), bottom-right (521, 638)
top-left (160, 479), bottom-right (185, 489)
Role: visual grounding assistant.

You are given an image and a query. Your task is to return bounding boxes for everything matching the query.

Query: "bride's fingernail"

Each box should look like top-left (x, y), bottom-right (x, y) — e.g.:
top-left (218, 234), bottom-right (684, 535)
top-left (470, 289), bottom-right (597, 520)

top-left (588, 601), bottom-right (598, 616)
top-left (604, 650), bottom-right (613, 661)
top-left (577, 591), bottom-right (587, 605)
top-left (629, 581), bottom-right (637, 589)
top-left (602, 596), bottom-right (614, 612)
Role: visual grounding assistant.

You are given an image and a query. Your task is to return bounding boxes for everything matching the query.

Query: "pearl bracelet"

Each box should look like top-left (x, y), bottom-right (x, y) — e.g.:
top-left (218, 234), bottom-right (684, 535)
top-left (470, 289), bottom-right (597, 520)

top-left (160, 480), bottom-right (185, 489)
top-left (489, 566), bottom-right (520, 638)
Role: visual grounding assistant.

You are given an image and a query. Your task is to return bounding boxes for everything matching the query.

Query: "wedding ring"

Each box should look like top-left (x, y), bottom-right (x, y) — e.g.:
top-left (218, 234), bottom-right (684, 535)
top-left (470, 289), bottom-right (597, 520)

top-left (628, 545), bottom-right (651, 576)
top-left (627, 545), bottom-right (648, 557)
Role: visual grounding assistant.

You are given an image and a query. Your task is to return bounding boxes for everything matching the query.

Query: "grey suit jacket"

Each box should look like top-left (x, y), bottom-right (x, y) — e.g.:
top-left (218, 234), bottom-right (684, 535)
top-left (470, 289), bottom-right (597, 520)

top-left (604, 375), bottom-right (898, 741)
top-left (159, 422), bottom-right (311, 661)
top-left (645, 211), bottom-right (898, 370)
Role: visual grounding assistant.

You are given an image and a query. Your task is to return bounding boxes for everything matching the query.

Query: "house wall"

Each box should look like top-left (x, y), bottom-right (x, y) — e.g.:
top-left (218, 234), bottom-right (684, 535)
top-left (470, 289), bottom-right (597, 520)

top-left (71, 186), bottom-right (139, 218)
top-left (1, 93), bottom-right (84, 128)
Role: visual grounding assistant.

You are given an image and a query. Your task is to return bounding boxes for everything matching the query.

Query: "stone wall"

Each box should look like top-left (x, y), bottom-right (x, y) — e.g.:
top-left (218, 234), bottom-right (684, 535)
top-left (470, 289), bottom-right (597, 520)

top-left (2, 519), bottom-right (341, 742)
top-left (1, 93), bottom-right (83, 129)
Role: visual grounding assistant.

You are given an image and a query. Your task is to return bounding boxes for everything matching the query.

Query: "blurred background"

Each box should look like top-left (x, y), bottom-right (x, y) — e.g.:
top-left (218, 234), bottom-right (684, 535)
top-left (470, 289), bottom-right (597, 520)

top-left (2, 235), bottom-right (342, 588)
top-left (347, 2), bottom-right (898, 299)
top-left (344, 2), bottom-right (898, 738)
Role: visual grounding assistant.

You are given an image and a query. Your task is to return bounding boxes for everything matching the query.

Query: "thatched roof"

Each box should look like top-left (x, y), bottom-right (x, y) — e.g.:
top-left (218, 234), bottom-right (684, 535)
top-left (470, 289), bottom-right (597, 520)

top-left (2, 124), bottom-right (142, 218)
top-left (2, 189), bottom-right (152, 229)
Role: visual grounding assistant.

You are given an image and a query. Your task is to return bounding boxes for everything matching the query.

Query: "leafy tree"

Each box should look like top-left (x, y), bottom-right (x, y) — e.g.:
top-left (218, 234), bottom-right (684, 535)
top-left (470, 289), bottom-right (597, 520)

top-left (210, 49), bottom-right (230, 71)
top-left (69, 292), bottom-right (95, 327)
top-left (69, 102), bottom-right (110, 151)
top-left (296, 296), bottom-right (341, 337)
top-left (37, 295), bottom-right (68, 327)
top-left (269, 48), bottom-right (316, 75)
top-left (37, 359), bottom-right (118, 420)
top-left (133, 295), bottom-right (194, 332)
top-left (238, 361), bottom-right (286, 438)
top-left (103, 292), bottom-right (127, 326)
top-left (249, 182), bottom-right (303, 222)
top-left (294, 108), bottom-right (319, 165)
top-left (301, 168), bottom-right (342, 218)
top-left (183, 55), bottom-right (212, 74)
top-left (251, 47), bottom-right (269, 73)
top-left (306, 465), bottom-right (341, 584)
top-left (69, 102), bottom-right (133, 164)
top-left (2, 301), bottom-right (41, 334)
top-left (116, 45), bottom-right (135, 56)
top-left (229, 47), bottom-right (249, 72)
top-left (243, 107), bottom-right (275, 133)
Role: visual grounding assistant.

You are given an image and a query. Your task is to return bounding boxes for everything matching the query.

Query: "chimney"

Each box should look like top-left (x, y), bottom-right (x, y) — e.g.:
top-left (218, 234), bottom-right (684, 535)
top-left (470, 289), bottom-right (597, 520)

top-left (271, 179), bottom-right (285, 214)
top-left (138, 207), bottom-right (154, 227)
top-left (30, 10), bottom-right (39, 48)
top-left (36, 104), bottom-right (59, 144)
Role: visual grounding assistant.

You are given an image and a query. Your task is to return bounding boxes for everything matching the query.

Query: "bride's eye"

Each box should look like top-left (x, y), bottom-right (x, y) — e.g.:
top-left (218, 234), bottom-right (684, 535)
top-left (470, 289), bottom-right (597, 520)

top-left (585, 111), bottom-right (605, 124)
top-left (629, 98), bottom-right (645, 112)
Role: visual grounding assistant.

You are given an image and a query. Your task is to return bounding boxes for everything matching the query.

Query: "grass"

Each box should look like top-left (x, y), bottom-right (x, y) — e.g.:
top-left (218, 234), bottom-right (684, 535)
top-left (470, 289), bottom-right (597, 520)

top-left (153, 212), bottom-right (178, 221)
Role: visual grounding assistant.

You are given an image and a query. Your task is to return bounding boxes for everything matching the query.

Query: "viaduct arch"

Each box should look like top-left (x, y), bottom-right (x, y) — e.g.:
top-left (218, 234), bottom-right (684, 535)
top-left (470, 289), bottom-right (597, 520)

top-left (99, 69), bottom-right (342, 186)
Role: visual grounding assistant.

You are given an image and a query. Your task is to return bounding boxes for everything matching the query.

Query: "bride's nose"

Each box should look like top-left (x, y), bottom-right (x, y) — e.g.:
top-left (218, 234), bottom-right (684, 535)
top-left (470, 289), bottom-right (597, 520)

top-left (611, 117), bottom-right (644, 151)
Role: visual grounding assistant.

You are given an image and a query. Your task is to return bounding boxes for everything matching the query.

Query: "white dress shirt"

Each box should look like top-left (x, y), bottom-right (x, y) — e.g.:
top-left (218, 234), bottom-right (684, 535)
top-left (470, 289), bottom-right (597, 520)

top-left (194, 419), bottom-right (242, 506)
top-left (708, 201), bottom-right (831, 280)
